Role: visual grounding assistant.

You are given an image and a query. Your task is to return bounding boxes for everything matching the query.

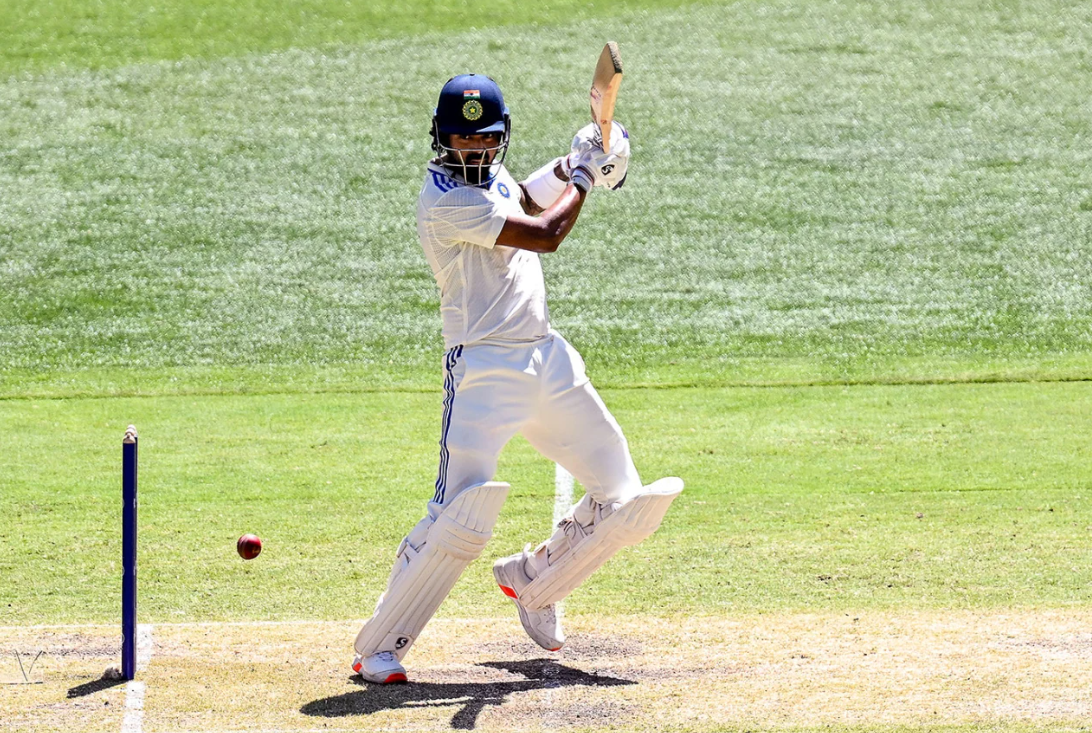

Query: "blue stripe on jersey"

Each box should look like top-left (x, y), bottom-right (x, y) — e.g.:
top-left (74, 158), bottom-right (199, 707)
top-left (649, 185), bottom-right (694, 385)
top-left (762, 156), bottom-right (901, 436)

top-left (431, 171), bottom-right (459, 193)
top-left (433, 345), bottom-right (463, 504)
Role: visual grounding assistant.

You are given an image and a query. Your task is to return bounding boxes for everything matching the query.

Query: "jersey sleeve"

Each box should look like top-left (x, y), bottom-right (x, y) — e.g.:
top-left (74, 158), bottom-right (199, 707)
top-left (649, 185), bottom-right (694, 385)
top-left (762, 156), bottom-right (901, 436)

top-left (426, 185), bottom-right (507, 249)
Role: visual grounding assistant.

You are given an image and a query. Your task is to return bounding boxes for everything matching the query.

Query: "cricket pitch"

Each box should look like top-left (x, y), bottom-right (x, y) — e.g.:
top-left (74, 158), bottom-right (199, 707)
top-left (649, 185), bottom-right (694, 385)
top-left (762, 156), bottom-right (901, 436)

top-left (3, 611), bottom-right (1091, 732)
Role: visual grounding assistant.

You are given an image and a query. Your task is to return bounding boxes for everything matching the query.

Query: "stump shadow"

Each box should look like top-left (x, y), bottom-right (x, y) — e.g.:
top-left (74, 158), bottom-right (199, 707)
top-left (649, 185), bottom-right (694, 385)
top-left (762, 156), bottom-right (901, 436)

top-left (301, 658), bottom-right (635, 730)
top-left (67, 676), bottom-right (127, 698)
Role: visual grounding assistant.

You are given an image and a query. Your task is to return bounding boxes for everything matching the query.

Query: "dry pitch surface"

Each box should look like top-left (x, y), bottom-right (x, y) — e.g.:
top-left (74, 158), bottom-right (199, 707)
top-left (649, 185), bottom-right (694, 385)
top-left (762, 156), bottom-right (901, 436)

top-left (3, 612), bottom-right (1092, 732)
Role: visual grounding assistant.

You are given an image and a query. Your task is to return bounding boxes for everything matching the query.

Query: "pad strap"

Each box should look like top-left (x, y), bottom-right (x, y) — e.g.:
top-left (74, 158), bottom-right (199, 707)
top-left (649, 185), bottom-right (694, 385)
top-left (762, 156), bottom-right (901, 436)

top-left (516, 477), bottom-right (683, 610)
top-left (522, 157), bottom-right (568, 209)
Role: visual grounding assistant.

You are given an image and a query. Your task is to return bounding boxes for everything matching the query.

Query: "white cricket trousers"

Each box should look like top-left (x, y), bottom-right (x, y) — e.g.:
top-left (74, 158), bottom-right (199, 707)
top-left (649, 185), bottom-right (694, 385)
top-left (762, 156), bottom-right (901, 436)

top-left (427, 330), bottom-right (642, 521)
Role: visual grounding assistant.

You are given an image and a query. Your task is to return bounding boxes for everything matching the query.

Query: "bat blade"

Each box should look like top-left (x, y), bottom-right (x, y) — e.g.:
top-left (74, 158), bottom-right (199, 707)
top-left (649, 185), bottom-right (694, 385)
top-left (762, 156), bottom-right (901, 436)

top-left (589, 42), bottom-right (623, 153)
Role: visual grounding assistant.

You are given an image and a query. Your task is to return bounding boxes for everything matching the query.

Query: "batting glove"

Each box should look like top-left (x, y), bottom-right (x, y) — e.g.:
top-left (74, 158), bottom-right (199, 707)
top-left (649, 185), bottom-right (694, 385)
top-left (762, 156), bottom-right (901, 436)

top-left (568, 159), bottom-right (596, 193)
top-left (570, 121), bottom-right (630, 190)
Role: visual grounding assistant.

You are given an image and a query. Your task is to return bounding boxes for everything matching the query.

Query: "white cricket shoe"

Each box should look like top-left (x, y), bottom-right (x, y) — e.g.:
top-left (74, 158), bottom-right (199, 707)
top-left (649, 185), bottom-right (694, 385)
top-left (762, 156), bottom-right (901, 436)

top-left (493, 551), bottom-right (565, 652)
top-left (352, 650), bottom-right (407, 684)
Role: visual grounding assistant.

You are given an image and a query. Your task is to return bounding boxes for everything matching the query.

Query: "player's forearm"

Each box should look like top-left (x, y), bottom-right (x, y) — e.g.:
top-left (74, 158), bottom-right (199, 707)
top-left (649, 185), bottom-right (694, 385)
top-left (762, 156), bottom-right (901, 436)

top-left (496, 184), bottom-right (587, 253)
top-left (537, 185), bottom-right (587, 248)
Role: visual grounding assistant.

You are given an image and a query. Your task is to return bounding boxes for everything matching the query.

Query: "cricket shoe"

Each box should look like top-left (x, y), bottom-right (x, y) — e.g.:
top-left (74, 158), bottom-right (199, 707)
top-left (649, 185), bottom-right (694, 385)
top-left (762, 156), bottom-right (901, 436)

top-left (352, 651), bottom-right (407, 684)
top-left (493, 550), bottom-right (565, 652)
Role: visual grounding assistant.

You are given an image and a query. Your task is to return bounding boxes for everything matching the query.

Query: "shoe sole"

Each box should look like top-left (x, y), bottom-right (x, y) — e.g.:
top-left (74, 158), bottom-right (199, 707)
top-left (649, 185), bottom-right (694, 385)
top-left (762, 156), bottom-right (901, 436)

top-left (352, 662), bottom-right (408, 684)
top-left (493, 563), bottom-right (562, 652)
top-left (378, 673), bottom-right (408, 684)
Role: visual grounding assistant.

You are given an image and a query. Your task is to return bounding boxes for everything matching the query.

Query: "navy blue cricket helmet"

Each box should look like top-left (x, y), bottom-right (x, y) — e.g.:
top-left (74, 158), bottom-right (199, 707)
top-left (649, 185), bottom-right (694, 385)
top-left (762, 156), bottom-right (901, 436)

top-left (431, 74), bottom-right (511, 185)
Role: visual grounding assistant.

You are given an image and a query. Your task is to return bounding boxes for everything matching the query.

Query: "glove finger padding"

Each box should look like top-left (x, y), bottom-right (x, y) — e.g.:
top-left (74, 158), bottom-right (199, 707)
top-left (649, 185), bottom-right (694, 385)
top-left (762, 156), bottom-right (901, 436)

top-left (571, 121), bottom-right (630, 190)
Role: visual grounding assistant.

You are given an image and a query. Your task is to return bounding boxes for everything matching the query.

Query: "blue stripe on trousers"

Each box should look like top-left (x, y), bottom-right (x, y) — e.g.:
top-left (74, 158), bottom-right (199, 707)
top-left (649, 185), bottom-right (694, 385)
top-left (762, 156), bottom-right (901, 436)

top-left (433, 345), bottom-right (463, 504)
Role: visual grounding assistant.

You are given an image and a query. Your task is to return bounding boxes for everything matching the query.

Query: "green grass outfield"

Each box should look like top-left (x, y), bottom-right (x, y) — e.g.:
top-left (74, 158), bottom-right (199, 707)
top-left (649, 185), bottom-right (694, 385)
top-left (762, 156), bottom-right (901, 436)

top-left (2, 1), bottom-right (1092, 730)
top-left (2, 0), bottom-right (1091, 395)
top-left (3, 381), bottom-right (1091, 625)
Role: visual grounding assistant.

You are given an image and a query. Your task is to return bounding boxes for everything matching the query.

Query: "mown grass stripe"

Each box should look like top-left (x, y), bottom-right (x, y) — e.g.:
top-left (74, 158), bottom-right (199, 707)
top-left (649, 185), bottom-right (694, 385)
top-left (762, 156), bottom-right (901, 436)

top-left (2, 372), bottom-right (1092, 402)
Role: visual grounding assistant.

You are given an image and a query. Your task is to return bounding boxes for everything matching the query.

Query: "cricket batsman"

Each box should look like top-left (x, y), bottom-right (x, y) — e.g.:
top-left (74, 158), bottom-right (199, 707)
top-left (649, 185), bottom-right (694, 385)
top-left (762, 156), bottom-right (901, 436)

top-left (352, 73), bottom-right (683, 684)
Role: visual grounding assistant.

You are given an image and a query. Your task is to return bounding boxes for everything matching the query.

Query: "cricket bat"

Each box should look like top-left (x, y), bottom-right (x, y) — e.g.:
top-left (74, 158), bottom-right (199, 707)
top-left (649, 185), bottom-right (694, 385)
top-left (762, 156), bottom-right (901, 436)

top-left (589, 42), bottom-right (623, 153)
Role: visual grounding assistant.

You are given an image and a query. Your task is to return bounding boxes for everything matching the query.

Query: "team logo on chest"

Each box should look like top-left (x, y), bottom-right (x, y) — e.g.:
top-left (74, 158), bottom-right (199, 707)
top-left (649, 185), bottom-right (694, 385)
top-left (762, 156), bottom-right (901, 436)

top-left (496, 182), bottom-right (510, 199)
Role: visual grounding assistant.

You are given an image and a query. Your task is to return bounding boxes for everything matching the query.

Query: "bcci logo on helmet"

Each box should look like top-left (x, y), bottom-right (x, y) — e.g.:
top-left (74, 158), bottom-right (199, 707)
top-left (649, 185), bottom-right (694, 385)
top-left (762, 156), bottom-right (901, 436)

top-left (462, 100), bottom-right (483, 121)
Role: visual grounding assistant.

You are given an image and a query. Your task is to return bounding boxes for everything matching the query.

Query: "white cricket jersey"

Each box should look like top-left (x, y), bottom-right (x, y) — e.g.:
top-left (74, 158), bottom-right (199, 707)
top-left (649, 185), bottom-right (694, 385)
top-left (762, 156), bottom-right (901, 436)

top-left (416, 161), bottom-right (550, 348)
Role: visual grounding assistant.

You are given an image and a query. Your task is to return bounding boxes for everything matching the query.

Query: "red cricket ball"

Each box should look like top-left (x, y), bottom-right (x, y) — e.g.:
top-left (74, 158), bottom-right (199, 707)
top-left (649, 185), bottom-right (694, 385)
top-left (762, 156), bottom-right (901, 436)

top-left (237, 533), bottom-right (262, 560)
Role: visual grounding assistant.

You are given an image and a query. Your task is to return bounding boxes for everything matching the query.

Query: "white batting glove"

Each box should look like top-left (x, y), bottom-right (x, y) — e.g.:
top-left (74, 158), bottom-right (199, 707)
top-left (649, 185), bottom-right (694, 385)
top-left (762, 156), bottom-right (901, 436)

top-left (561, 149), bottom-right (624, 192)
top-left (569, 121), bottom-right (624, 156)
top-left (567, 158), bottom-right (596, 193)
top-left (569, 121), bottom-right (630, 190)
top-left (558, 152), bottom-right (585, 179)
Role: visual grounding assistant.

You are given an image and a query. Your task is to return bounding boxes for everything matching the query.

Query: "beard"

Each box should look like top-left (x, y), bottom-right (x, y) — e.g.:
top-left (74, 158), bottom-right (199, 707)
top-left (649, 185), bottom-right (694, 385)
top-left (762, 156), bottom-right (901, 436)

top-left (444, 152), bottom-right (494, 186)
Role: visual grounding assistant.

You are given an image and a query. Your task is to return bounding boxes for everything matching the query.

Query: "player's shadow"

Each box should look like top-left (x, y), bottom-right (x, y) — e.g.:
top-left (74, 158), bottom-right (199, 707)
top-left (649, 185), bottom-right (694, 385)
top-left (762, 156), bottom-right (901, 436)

top-left (300, 658), bottom-right (635, 730)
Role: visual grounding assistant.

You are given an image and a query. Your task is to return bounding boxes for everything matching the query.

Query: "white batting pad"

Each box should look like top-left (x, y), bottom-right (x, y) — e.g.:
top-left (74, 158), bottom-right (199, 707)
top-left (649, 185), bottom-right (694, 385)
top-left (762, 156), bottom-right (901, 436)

top-left (354, 481), bottom-right (509, 660)
top-left (515, 477), bottom-right (683, 610)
